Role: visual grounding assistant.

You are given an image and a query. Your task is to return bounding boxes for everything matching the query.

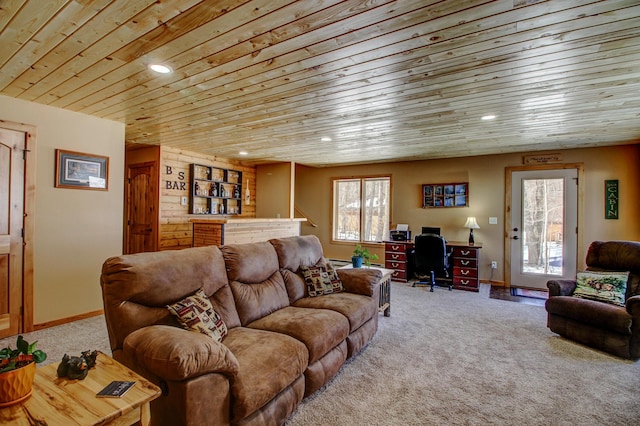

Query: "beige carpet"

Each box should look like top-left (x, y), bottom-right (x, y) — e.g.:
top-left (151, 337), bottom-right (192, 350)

top-left (2, 283), bottom-right (638, 425)
top-left (286, 283), bottom-right (640, 425)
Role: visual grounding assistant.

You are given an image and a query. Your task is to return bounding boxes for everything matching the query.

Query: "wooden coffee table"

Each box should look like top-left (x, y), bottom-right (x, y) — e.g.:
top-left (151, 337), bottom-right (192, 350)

top-left (0, 351), bottom-right (160, 425)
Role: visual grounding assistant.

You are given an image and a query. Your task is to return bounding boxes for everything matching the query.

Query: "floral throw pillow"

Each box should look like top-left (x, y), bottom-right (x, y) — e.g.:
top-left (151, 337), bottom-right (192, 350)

top-left (300, 263), bottom-right (344, 297)
top-left (167, 288), bottom-right (228, 341)
top-left (573, 270), bottom-right (629, 307)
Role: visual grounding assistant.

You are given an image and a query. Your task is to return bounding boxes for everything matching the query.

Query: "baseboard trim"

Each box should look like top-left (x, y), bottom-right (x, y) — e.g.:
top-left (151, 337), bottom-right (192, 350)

top-left (482, 279), bottom-right (506, 287)
top-left (33, 309), bottom-right (104, 331)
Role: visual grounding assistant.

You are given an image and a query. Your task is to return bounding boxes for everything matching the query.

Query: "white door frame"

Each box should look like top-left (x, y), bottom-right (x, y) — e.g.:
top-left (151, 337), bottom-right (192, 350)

top-left (504, 163), bottom-right (584, 288)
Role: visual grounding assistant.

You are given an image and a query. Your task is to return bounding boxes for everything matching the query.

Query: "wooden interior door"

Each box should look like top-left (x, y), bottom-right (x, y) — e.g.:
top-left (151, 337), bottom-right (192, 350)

top-left (0, 127), bottom-right (25, 338)
top-left (125, 162), bottom-right (158, 254)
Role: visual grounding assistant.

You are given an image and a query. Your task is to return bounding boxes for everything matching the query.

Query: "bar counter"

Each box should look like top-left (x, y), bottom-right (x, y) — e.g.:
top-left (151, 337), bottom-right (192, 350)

top-left (189, 217), bottom-right (306, 246)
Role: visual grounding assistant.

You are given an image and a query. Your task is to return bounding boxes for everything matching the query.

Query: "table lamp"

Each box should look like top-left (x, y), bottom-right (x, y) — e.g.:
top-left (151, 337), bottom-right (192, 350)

top-left (464, 217), bottom-right (480, 245)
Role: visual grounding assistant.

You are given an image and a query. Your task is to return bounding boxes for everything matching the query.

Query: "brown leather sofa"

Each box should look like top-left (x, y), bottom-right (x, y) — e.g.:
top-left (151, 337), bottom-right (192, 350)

top-left (100, 235), bottom-right (382, 425)
top-left (545, 240), bottom-right (640, 359)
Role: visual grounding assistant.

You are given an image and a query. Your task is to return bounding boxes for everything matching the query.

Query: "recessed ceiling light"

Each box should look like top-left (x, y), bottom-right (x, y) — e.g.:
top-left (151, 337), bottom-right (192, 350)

top-left (481, 115), bottom-right (496, 120)
top-left (239, 151), bottom-right (248, 156)
top-left (149, 64), bottom-right (172, 74)
top-left (321, 137), bottom-right (332, 142)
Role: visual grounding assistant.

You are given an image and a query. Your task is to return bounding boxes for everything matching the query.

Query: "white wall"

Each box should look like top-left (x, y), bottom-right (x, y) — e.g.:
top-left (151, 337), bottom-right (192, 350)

top-left (0, 95), bottom-right (124, 325)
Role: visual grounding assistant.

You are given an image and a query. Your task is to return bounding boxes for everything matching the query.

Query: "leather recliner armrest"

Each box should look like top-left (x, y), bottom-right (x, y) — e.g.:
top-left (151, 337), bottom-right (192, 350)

top-left (123, 325), bottom-right (239, 381)
top-left (626, 295), bottom-right (640, 316)
top-left (336, 268), bottom-right (382, 297)
top-left (547, 279), bottom-right (577, 296)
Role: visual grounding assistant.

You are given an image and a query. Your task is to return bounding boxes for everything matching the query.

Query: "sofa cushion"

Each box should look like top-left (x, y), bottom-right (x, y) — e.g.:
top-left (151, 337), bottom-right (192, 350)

top-left (123, 325), bottom-right (238, 381)
top-left (293, 292), bottom-right (377, 332)
top-left (270, 235), bottom-right (324, 271)
top-left (230, 271), bottom-right (290, 326)
top-left (222, 327), bottom-right (308, 421)
top-left (222, 242), bottom-right (291, 326)
top-left (546, 296), bottom-right (632, 335)
top-left (300, 264), bottom-right (344, 297)
top-left (167, 288), bottom-right (228, 341)
top-left (222, 241), bottom-right (280, 283)
top-left (248, 306), bottom-right (350, 364)
top-left (573, 270), bottom-right (629, 306)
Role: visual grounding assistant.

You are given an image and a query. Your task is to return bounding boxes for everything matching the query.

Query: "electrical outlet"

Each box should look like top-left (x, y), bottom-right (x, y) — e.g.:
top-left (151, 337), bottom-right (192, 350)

top-left (491, 261), bottom-right (497, 269)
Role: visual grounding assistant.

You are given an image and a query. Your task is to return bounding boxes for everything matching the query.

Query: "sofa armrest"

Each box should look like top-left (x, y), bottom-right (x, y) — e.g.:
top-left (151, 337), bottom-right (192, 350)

top-left (123, 325), bottom-right (239, 381)
top-left (336, 268), bottom-right (382, 297)
top-left (547, 279), bottom-right (577, 296)
top-left (626, 295), bottom-right (640, 317)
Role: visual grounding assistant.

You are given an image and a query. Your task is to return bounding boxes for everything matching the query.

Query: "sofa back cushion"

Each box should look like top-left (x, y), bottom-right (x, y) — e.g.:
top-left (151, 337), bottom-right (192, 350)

top-left (586, 240), bottom-right (640, 299)
top-left (270, 235), bottom-right (325, 302)
top-left (222, 242), bottom-right (290, 325)
top-left (101, 246), bottom-right (241, 355)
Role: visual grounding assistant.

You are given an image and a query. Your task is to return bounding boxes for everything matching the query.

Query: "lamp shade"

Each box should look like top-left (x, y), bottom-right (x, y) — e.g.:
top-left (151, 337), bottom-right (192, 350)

top-left (464, 217), bottom-right (480, 229)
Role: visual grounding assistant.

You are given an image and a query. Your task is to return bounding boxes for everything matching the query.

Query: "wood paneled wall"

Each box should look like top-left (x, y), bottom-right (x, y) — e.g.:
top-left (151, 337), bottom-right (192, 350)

top-left (160, 147), bottom-right (256, 251)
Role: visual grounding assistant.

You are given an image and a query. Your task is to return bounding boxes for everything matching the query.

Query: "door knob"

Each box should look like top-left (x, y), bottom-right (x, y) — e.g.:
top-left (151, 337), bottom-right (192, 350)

top-left (513, 236), bottom-right (519, 240)
top-left (513, 227), bottom-right (518, 232)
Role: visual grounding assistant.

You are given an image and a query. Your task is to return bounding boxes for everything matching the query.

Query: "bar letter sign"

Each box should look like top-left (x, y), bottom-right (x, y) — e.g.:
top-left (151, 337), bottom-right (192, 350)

top-left (605, 179), bottom-right (619, 219)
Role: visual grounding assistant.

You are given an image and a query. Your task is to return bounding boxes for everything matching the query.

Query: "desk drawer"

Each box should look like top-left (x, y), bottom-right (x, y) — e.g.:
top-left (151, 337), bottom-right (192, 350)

top-left (385, 260), bottom-right (406, 270)
top-left (454, 258), bottom-right (477, 268)
top-left (453, 266), bottom-right (478, 278)
top-left (386, 243), bottom-right (409, 253)
top-left (453, 277), bottom-right (479, 288)
top-left (391, 269), bottom-right (407, 281)
top-left (385, 252), bottom-right (407, 262)
top-left (453, 247), bottom-right (479, 258)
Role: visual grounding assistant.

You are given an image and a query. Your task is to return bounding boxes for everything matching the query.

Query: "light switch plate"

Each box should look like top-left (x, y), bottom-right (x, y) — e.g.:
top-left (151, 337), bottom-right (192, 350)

top-left (489, 217), bottom-right (498, 225)
top-left (181, 196), bottom-right (188, 206)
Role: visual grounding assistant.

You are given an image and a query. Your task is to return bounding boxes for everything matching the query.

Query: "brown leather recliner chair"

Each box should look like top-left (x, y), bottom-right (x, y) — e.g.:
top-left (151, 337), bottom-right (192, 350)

top-left (545, 240), bottom-right (640, 359)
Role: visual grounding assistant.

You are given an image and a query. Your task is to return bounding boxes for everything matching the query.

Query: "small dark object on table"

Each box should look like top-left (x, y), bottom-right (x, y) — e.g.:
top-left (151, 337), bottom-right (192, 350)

top-left (57, 350), bottom-right (98, 380)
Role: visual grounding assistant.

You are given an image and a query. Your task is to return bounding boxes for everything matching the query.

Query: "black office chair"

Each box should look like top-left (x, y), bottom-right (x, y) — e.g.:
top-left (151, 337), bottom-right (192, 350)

top-left (412, 233), bottom-right (451, 292)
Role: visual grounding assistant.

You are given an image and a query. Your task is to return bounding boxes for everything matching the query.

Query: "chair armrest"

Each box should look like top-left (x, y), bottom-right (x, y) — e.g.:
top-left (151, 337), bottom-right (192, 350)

top-left (547, 279), bottom-right (577, 296)
top-left (626, 295), bottom-right (640, 317)
top-left (123, 325), bottom-right (239, 381)
top-left (336, 268), bottom-right (382, 297)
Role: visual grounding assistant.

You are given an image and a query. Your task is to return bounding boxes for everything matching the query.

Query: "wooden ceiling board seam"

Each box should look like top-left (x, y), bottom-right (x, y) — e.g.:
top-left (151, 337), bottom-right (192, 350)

top-left (0, 0), bottom-right (112, 91)
top-left (64, 0), bottom-right (427, 116)
top-left (123, 34), bottom-right (640, 138)
top-left (100, 2), bottom-right (636, 126)
top-left (50, 0), bottom-right (334, 111)
top-left (2, 0), bottom-right (160, 98)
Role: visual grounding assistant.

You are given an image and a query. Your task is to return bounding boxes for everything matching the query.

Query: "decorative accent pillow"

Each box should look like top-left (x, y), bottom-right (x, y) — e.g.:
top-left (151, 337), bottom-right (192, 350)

top-left (300, 263), bottom-right (344, 297)
top-left (167, 288), bottom-right (228, 341)
top-left (573, 270), bottom-right (629, 307)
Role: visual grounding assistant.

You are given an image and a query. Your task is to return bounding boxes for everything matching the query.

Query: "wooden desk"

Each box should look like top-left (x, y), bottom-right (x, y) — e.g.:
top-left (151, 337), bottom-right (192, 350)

top-left (339, 265), bottom-right (393, 316)
top-left (385, 240), bottom-right (482, 292)
top-left (0, 352), bottom-right (161, 426)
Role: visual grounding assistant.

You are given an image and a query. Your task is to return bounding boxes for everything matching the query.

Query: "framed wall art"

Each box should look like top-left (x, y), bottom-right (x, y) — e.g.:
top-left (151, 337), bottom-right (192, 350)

top-left (422, 182), bottom-right (468, 208)
top-left (55, 149), bottom-right (109, 190)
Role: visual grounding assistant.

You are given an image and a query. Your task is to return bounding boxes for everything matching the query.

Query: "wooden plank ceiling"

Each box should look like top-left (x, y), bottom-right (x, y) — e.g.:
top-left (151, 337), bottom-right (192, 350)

top-left (1, 0), bottom-right (639, 166)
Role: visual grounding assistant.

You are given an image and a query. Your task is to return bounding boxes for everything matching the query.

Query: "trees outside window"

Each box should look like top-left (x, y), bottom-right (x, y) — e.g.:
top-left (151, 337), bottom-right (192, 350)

top-left (333, 177), bottom-right (390, 243)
